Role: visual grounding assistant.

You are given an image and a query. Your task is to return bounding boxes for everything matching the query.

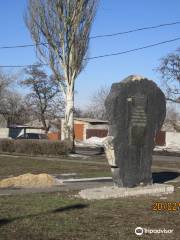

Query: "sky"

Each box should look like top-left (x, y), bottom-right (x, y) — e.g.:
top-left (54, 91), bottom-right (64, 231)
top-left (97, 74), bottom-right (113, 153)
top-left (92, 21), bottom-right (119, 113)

top-left (0, 0), bottom-right (180, 109)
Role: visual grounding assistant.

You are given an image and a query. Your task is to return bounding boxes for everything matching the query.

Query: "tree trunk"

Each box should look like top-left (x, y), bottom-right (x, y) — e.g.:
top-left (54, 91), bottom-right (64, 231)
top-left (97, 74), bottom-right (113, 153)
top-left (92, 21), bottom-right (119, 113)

top-left (63, 82), bottom-right (75, 151)
top-left (41, 114), bottom-right (49, 134)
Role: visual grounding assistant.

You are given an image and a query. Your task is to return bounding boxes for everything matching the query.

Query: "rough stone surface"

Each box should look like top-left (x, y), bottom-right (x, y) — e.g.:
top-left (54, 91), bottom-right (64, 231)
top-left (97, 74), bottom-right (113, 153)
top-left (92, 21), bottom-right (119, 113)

top-left (105, 75), bottom-right (166, 187)
top-left (103, 136), bottom-right (116, 166)
top-left (79, 184), bottom-right (174, 200)
top-left (0, 173), bottom-right (60, 188)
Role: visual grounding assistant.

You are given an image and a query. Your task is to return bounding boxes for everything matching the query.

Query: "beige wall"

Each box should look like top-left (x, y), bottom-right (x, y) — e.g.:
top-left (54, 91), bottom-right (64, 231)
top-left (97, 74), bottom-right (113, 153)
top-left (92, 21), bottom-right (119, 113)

top-left (0, 128), bottom-right (9, 138)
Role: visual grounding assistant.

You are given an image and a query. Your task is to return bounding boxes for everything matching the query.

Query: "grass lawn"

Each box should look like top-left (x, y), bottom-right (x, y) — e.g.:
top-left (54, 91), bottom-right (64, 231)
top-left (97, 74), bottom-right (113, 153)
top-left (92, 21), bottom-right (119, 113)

top-left (0, 154), bottom-right (110, 179)
top-left (0, 154), bottom-right (180, 239)
top-left (0, 188), bottom-right (180, 240)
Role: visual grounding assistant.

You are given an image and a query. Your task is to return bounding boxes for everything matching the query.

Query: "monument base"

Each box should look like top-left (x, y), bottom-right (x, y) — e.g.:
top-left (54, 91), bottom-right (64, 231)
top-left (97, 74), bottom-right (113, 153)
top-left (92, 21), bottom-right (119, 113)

top-left (79, 184), bottom-right (174, 200)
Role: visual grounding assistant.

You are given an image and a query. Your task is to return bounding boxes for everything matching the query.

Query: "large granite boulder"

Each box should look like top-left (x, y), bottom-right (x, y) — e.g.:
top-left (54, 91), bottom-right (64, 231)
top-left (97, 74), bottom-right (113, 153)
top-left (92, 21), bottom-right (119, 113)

top-left (105, 75), bottom-right (166, 187)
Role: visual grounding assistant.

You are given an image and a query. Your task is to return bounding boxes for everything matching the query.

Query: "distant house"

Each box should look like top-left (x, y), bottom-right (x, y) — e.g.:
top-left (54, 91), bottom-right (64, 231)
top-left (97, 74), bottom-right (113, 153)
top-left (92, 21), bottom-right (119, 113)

top-left (25, 119), bottom-right (61, 140)
top-left (61, 118), bottom-right (109, 141)
top-left (25, 117), bottom-right (108, 141)
top-left (0, 115), bottom-right (45, 139)
top-left (8, 124), bottom-right (45, 139)
top-left (1, 113), bottom-right (178, 146)
top-left (26, 118), bottom-right (108, 141)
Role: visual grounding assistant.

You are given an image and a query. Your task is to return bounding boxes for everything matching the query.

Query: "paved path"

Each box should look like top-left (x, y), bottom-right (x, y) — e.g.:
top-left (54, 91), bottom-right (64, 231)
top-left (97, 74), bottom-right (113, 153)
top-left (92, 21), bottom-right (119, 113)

top-left (0, 180), bottom-right (114, 196)
top-left (153, 155), bottom-right (180, 162)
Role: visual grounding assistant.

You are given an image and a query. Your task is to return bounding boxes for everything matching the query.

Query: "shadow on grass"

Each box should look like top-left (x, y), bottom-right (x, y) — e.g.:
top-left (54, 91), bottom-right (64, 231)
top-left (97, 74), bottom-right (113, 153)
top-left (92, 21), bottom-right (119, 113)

top-left (0, 203), bottom-right (88, 227)
top-left (152, 171), bottom-right (180, 183)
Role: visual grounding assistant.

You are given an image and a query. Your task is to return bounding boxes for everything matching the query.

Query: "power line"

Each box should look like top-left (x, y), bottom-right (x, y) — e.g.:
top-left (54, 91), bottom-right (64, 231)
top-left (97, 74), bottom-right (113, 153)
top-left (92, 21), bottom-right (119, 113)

top-left (90, 21), bottom-right (180, 39)
top-left (86, 37), bottom-right (180, 60)
top-left (0, 37), bottom-right (180, 68)
top-left (0, 21), bottom-right (180, 49)
top-left (0, 63), bottom-right (47, 68)
top-left (0, 43), bottom-right (47, 49)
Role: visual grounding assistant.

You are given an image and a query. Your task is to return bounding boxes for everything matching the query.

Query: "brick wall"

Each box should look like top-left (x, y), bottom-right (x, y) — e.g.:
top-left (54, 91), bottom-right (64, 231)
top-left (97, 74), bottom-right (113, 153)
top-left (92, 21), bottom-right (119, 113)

top-left (48, 132), bottom-right (61, 140)
top-left (155, 131), bottom-right (166, 146)
top-left (74, 124), bottom-right (84, 141)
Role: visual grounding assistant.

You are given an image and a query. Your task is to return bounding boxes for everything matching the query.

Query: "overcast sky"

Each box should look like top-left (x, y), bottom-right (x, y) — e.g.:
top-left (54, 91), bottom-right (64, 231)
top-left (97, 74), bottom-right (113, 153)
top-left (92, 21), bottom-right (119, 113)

top-left (0, 0), bottom-right (180, 109)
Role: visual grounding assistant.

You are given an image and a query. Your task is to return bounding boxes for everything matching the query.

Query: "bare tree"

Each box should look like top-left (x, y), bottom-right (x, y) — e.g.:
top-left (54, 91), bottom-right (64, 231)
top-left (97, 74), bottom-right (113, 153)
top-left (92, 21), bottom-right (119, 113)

top-left (0, 70), bottom-right (33, 125)
top-left (0, 70), bottom-right (11, 102)
top-left (83, 85), bottom-right (110, 120)
top-left (157, 48), bottom-right (180, 103)
top-left (25, 0), bottom-right (98, 148)
top-left (165, 104), bottom-right (179, 124)
top-left (4, 92), bottom-right (33, 125)
top-left (22, 65), bottom-right (64, 132)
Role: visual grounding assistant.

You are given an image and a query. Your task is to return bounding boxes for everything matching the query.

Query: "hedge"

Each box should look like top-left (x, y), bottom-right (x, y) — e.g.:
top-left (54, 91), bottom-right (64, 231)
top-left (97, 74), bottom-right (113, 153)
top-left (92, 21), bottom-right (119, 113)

top-left (0, 139), bottom-right (70, 156)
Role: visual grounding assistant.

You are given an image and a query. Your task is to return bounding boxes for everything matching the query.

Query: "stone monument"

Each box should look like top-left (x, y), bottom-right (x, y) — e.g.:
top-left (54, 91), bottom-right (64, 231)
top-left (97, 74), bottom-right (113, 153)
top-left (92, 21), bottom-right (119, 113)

top-left (104, 75), bottom-right (166, 187)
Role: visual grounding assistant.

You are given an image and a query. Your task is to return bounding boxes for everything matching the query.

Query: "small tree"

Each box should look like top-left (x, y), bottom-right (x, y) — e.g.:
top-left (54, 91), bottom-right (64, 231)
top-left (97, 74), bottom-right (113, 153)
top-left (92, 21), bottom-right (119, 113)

top-left (157, 48), bottom-right (180, 103)
top-left (22, 65), bottom-right (64, 132)
top-left (25, 0), bottom-right (98, 149)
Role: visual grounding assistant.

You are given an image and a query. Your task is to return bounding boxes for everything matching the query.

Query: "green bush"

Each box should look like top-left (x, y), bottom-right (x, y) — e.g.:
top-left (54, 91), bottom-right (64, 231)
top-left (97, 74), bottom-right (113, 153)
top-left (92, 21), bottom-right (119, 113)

top-left (0, 139), bottom-right (70, 156)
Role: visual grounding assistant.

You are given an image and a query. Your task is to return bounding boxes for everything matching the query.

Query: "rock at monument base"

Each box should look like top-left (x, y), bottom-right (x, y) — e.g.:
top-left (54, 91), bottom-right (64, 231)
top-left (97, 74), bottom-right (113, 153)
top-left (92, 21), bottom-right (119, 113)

top-left (105, 75), bottom-right (166, 187)
top-left (79, 184), bottom-right (174, 200)
top-left (0, 173), bottom-right (61, 188)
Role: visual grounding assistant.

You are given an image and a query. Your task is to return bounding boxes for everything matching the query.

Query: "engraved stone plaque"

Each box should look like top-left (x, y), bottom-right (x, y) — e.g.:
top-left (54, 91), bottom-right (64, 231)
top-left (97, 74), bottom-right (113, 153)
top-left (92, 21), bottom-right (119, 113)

top-left (129, 95), bottom-right (147, 145)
